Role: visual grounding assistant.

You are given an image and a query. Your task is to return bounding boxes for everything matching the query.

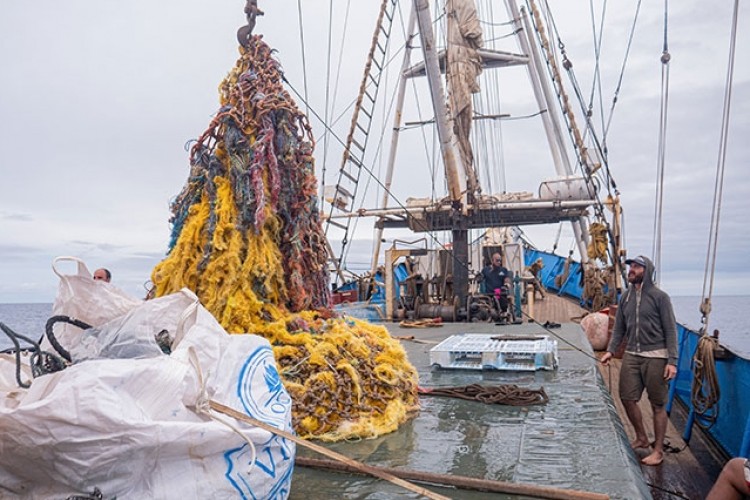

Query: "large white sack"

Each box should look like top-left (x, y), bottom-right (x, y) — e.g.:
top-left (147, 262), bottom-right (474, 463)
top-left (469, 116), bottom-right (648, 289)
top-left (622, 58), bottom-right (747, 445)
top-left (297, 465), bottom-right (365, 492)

top-left (43, 256), bottom-right (143, 353)
top-left (0, 289), bottom-right (295, 499)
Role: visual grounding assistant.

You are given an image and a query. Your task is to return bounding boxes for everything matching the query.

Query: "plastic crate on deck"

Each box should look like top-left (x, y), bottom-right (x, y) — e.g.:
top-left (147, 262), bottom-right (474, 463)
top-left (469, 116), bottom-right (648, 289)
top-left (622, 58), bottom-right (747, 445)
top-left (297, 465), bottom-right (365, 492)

top-left (429, 334), bottom-right (558, 371)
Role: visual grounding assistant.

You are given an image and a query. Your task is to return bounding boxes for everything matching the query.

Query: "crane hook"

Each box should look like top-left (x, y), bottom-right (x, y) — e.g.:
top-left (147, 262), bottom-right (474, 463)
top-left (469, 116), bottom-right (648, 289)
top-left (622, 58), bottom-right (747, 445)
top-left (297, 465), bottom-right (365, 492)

top-left (237, 0), bottom-right (264, 47)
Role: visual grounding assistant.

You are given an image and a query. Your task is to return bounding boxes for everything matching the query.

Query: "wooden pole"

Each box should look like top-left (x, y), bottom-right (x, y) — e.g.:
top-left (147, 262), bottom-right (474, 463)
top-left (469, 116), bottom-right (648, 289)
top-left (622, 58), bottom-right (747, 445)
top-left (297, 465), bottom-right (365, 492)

top-left (296, 456), bottom-right (610, 500)
top-left (208, 400), bottom-right (449, 500)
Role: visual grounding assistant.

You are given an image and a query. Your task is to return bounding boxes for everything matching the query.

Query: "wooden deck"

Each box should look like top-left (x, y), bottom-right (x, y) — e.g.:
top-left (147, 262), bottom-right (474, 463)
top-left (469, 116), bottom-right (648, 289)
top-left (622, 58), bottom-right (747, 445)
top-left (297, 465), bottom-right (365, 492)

top-left (519, 291), bottom-right (588, 326)
top-left (598, 356), bottom-right (723, 499)
top-left (522, 293), bottom-right (722, 499)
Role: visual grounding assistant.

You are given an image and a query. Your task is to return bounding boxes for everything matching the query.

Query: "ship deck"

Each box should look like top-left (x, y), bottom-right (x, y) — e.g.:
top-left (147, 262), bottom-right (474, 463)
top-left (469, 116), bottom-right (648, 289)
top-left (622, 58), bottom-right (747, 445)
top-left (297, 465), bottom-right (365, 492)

top-left (294, 294), bottom-right (723, 499)
top-left (521, 293), bottom-right (723, 499)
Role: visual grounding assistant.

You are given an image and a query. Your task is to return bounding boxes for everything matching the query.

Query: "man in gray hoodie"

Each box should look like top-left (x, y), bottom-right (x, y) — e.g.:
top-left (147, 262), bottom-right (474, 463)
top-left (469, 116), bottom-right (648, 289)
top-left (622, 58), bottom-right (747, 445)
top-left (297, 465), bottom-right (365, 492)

top-left (601, 255), bottom-right (677, 466)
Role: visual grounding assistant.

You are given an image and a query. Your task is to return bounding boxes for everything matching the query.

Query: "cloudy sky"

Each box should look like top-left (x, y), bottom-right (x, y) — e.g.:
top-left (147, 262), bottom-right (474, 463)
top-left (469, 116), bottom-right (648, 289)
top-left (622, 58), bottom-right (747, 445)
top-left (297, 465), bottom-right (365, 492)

top-left (0, 0), bottom-right (747, 307)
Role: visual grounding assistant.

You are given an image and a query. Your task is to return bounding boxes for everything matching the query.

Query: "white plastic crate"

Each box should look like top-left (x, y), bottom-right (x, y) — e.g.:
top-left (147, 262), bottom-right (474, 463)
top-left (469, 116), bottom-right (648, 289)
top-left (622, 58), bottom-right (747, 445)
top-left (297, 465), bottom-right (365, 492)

top-left (429, 334), bottom-right (558, 371)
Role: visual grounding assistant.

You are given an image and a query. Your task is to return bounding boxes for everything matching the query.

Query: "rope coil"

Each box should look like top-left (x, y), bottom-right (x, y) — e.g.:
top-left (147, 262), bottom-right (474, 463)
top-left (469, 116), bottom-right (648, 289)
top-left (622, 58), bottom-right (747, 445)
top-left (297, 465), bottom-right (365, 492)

top-left (691, 335), bottom-right (720, 425)
top-left (418, 383), bottom-right (549, 406)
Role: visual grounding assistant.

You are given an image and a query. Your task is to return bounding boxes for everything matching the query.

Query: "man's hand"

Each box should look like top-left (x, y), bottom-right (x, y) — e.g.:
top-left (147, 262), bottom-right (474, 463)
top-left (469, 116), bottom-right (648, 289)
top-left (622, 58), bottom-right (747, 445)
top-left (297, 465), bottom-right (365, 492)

top-left (664, 363), bottom-right (677, 381)
top-left (600, 352), bottom-right (613, 365)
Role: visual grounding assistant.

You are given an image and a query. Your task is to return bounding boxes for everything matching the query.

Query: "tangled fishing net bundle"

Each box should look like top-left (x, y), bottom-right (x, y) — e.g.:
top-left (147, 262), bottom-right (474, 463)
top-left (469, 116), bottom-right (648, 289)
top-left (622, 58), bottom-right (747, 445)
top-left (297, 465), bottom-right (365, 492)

top-left (151, 35), bottom-right (419, 441)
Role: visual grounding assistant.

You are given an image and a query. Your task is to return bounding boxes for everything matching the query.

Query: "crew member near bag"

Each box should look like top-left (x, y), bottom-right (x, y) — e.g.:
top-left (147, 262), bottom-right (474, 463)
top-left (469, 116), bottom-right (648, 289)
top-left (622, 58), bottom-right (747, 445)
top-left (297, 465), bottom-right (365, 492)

top-left (93, 268), bottom-right (111, 283)
top-left (601, 255), bottom-right (677, 467)
top-left (480, 252), bottom-right (511, 312)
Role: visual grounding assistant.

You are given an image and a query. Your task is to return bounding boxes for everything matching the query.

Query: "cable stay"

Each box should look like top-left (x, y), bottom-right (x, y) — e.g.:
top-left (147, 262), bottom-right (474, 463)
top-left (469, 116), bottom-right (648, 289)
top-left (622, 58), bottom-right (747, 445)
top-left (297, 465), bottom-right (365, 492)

top-left (699, 0), bottom-right (740, 336)
top-left (651, 0), bottom-right (671, 283)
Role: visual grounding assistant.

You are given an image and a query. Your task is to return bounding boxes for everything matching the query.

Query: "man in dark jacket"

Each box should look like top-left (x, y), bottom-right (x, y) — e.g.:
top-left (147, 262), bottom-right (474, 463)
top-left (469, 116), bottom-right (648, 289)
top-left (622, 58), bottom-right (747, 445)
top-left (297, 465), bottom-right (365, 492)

top-left (480, 252), bottom-right (511, 312)
top-left (601, 255), bottom-right (677, 466)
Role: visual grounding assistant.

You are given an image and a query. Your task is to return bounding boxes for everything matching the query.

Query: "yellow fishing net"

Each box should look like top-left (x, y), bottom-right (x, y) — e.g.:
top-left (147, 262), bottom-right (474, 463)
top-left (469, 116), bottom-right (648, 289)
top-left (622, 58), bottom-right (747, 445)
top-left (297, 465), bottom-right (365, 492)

top-left (151, 35), bottom-right (418, 441)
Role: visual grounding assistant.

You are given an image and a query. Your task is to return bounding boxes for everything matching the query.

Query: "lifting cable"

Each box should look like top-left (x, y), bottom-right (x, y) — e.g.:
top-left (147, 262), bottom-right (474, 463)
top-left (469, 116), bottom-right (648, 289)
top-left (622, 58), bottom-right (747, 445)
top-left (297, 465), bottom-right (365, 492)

top-left (652, 0), bottom-right (671, 283)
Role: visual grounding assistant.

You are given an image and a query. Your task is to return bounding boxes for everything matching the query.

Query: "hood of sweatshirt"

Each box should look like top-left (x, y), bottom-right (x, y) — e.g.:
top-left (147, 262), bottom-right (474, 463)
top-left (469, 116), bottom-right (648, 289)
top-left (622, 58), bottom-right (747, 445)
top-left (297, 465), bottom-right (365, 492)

top-left (626, 255), bottom-right (655, 290)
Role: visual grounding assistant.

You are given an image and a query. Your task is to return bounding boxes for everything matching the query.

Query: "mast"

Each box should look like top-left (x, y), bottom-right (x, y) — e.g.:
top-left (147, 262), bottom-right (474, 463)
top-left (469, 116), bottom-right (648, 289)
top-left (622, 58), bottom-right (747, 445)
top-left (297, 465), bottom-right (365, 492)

top-left (413, 0), bottom-right (471, 305)
top-left (506, 0), bottom-right (590, 263)
top-left (412, 0), bottom-right (466, 206)
top-left (370, 10), bottom-right (418, 278)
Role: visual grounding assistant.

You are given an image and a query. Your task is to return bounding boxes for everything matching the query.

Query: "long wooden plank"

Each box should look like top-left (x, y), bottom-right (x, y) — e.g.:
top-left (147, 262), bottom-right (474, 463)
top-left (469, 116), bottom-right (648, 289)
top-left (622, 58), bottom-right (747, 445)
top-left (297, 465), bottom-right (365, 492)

top-left (296, 456), bottom-right (610, 500)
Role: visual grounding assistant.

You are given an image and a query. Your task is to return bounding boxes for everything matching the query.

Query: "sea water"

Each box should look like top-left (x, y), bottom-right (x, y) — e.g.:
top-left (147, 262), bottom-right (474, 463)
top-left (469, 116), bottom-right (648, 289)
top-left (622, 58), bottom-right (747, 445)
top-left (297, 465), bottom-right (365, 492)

top-left (0, 303), bottom-right (51, 351)
top-left (671, 295), bottom-right (750, 358)
top-left (1, 297), bottom-right (748, 356)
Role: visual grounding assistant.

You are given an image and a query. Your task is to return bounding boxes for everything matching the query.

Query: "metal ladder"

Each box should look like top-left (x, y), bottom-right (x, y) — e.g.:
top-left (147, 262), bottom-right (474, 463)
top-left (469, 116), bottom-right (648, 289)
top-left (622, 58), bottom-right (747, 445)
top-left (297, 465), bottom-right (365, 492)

top-left (324, 0), bottom-right (399, 278)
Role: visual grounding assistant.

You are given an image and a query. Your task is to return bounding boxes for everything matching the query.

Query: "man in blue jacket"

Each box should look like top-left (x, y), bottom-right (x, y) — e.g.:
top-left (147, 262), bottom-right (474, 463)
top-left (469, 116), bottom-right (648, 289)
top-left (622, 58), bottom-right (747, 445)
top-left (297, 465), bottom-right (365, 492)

top-left (601, 255), bottom-right (677, 466)
top-left (479, 252), bottom-right (511, 313)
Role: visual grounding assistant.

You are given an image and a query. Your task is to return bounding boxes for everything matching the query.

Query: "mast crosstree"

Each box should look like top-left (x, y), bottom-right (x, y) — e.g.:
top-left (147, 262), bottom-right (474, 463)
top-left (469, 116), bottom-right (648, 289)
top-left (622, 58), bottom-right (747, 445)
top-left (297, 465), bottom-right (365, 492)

top-left (322, 0), bottom-right (620, 310)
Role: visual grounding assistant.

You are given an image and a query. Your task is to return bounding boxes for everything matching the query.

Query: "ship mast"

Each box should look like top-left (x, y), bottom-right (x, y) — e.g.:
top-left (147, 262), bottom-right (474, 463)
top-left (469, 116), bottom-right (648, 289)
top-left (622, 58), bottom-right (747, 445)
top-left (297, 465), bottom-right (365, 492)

top-left (413, 0), bottom-right (472, 305)
top-left (325, 0), bottom-right (607, 313)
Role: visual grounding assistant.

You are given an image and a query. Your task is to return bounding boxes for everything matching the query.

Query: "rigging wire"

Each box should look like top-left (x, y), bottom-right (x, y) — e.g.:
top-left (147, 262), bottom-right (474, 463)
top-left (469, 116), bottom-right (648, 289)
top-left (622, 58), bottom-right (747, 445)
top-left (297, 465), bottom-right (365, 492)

top-left (586, 0), bottom-right (608, 144)
top-left (552, 222), bottom-right (563, 254)
top-left (533, 0), bottom-right (624, 272)
top-left (700, 0), bottom-right (740, 334)
top-left (651, 0), bottom-right (671, 283)
top-left (282, 77), bottom-right (464, 273)
top-left (538, 0), bottom-right (618, 197)
top-left (602, 0), bottom-right (643, 152)
top-left (320, 0), bottom-right (357, 207)
top-left (296, 0), bottom-right (310, 115)
top-left (320, 0), bottom-right (335, 206)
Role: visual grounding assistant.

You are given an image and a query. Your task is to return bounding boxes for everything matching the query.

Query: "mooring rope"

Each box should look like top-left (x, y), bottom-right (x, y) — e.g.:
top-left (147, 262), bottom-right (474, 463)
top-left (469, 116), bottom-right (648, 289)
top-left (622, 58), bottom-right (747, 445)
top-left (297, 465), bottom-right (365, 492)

top-left (418, 383), bottom-right (549, 406)
top-left (691, 335), bottom-right (720, 426)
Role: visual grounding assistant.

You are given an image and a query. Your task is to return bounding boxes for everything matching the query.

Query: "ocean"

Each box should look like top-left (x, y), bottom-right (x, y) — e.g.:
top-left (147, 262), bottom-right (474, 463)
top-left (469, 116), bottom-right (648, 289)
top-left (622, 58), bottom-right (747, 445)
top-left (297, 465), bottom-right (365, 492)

top-left (671, 295), bottom-right (750, 358)
top-left (1, 297), bottom-right (748, 357)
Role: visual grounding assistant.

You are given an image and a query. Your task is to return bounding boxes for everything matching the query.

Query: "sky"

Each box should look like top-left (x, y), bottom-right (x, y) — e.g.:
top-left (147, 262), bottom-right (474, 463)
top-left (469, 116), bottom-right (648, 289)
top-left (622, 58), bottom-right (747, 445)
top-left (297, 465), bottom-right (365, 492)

top-left (0, 0), bottom-right (748, 308)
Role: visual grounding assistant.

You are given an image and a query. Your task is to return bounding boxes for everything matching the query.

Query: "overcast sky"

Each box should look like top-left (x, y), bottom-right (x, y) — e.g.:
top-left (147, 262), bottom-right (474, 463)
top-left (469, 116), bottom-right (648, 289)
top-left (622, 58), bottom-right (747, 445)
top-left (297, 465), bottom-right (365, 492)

top-left (1, 0), bottom-right (747, 309)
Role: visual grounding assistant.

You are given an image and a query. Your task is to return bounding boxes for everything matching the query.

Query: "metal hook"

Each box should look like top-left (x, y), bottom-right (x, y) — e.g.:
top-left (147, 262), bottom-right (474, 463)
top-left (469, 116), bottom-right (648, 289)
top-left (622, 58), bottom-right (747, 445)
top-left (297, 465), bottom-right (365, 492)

top-left (237, 0), bottom-right (264, 47)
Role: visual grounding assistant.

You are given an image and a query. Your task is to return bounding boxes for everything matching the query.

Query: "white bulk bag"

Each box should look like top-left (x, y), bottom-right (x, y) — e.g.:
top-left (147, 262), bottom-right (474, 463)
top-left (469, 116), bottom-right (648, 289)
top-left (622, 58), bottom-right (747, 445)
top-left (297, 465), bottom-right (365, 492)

top-left (0, 288), bottom-right (295, 499)
top-left (44, 256), bottom-right (143, 352)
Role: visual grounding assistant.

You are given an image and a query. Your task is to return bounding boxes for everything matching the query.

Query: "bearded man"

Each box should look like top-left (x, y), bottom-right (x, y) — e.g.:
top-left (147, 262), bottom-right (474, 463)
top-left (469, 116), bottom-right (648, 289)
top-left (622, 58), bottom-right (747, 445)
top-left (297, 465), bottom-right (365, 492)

top-left (600, 255), bottom-right (678, 466)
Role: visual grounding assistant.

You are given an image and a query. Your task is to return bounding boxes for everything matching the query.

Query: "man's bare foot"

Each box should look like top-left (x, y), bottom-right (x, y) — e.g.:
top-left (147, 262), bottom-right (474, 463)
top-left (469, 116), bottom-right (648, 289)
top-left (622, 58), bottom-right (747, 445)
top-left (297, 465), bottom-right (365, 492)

top-left (641, 450), bottom-right (664, 466)
top-left (630, 438), bottom-right (650, 449)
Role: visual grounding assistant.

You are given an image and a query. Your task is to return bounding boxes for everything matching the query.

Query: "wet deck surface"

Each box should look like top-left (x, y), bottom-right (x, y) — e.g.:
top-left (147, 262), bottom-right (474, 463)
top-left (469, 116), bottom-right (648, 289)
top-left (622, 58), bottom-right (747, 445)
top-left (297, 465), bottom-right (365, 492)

top-left (291, 316), bottom-right (651, 499)
top-left (293, 294), bottom-right (723, 499)
top-left (598, 357), bottom-right (723, 500)
top-left (530, 294), bottom-right (723, 499)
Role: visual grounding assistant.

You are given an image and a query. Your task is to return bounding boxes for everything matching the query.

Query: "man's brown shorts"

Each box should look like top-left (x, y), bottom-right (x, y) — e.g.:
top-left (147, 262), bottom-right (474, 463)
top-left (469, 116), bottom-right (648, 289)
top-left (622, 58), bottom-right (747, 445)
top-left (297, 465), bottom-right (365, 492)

top-left (619, 353), bottom-right (669, 406)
